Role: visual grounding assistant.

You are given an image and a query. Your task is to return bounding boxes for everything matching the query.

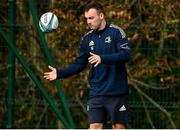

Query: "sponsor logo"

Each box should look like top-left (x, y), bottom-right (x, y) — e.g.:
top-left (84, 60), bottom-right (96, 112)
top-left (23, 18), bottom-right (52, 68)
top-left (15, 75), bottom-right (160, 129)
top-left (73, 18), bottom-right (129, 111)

top-left (89, 41), bottom-right (94, 50)
top-left (119, 105), bottom-right (126, 111)
top-left (89, 41), bottom-right (94, 46)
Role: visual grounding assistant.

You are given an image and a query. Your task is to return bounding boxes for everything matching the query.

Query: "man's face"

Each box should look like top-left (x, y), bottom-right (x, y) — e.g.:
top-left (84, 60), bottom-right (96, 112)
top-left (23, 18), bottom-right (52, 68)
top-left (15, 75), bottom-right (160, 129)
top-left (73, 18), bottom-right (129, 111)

top-left (85, 8), bottom-right (103, 30)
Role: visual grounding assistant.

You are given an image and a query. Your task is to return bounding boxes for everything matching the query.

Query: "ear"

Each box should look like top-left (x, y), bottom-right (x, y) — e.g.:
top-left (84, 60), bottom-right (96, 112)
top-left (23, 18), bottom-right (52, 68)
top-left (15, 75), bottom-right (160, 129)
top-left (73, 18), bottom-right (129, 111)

top-left (99, 13), bottom-right (104, 19)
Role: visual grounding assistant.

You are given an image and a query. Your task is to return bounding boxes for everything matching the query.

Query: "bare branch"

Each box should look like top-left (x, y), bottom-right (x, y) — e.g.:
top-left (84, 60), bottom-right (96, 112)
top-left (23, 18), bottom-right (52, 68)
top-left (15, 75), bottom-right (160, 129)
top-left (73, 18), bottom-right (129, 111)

top-left (129, 78), bottom-right (176, 129)
top-left (131, 78), bottom-right (171, 90)
top-left (75, 92), bottom-right (87, 115)
top-left (139, 92), bottom-right (155, 128)
top-left (35, 103), bottom-right (49, 128)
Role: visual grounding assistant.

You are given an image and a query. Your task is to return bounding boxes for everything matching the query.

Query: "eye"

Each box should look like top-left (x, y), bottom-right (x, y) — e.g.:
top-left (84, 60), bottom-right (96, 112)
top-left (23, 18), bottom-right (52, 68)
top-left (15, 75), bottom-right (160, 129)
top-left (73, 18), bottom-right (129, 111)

top-left (89, 17), bottom-right (94, 20)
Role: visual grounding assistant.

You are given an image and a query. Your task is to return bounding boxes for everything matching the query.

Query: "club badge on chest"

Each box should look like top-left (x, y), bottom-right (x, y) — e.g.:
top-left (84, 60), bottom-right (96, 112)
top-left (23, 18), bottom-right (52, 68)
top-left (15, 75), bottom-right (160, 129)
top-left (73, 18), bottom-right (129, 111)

top-left (105, 36), bottom-right (112, 44)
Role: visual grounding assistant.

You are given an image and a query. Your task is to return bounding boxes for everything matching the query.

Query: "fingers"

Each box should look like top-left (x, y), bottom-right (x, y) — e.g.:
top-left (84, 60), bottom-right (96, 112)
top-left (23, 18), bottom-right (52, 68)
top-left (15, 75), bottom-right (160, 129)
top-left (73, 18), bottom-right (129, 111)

top-left (43, 74), bottom-right (55, 81)
top-left (43, 75), bottom-right (49, 79)
top-left (43, 73), bottom-right (51, 79)
top-left (43, 72), bottom-right (50, 77)
top-left (48, 65), bottom-right (55, 70)
top-left (88, 54), bottom-right (96, 64)
top-left (43, 65), bottom-right (56, 81)
top-left (88, 56), bottom-right (97, 64)
top-left (94, 61), bottom-right (100, 67)
top-left (88, 52), bottom-right (101, 67)
top-left (90, 52), bottom-right (94, 56)
top-left (44, 72), bottom-right (51, 75)
top-left (44, 75), bottom-right (53, 80)
top-left (45, 76), bottom-right (54, 81)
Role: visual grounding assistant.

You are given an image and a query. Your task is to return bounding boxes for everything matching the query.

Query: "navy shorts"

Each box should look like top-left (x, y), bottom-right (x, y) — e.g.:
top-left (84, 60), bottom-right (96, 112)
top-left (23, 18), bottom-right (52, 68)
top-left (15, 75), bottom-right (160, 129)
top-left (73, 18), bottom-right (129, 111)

top-left (87, 94), bottom-right (130, 125)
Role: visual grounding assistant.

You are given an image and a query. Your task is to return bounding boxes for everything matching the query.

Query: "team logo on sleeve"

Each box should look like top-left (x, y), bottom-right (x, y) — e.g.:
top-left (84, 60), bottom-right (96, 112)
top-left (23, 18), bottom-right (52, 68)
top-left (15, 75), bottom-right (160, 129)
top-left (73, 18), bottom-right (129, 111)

top-left (120, 43), bottom-right (130, 50)
top-left (89, 41), bottom-right (94, 50)
top-left (105, 36), bottom-right (112, 44)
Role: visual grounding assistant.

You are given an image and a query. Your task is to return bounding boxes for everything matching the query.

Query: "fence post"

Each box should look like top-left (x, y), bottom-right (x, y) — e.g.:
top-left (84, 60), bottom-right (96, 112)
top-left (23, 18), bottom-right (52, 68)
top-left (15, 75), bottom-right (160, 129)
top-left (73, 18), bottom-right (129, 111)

top-left (7, 0), bottom-right (16, 128)
top-left (0, 27), bottom-right (69, 128)
top-left (27, 0), bottom-right (75, 128)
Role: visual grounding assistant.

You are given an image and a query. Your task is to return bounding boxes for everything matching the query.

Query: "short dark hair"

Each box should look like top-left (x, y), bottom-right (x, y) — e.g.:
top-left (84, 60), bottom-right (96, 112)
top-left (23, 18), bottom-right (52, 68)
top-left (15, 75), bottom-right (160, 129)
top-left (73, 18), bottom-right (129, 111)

top-left (84, 2), bottom-right (105, 15)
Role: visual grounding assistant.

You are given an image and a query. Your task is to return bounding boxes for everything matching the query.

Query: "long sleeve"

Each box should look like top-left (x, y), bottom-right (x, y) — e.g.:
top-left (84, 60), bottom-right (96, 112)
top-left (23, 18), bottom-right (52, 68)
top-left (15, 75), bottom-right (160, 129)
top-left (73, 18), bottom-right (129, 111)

top-left (56, 40), bottom-right (88, 79)
top-left (100, 29), bottom-right (131, 64)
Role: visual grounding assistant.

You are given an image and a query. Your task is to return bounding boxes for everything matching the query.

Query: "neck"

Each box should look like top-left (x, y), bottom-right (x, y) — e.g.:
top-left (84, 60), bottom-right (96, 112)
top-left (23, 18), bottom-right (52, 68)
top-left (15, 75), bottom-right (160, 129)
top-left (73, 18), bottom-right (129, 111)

top-left (97, 20), bottom-right (106, 31)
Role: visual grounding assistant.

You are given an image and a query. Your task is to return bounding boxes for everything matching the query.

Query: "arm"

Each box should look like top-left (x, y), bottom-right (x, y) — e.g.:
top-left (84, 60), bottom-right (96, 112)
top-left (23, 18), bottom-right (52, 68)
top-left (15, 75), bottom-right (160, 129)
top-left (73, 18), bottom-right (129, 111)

top-left (56, 40), bottom-right (88, 79)
top-left (100, 30), bottom-right (131, 64)
top-left (44, 40), bottom-right (88, 80)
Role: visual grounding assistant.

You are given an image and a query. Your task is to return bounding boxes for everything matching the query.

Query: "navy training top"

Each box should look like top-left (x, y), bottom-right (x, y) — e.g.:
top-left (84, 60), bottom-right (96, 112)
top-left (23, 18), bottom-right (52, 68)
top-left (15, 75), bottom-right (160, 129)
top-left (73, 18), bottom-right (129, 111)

top-left (56, 23), bottom-right (131, 97)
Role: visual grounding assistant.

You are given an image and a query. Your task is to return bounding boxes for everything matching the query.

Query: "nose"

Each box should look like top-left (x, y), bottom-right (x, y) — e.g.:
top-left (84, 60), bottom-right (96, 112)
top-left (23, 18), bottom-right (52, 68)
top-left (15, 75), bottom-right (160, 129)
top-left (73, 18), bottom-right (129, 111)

top-left (87, 19), bottom-right (91, 25)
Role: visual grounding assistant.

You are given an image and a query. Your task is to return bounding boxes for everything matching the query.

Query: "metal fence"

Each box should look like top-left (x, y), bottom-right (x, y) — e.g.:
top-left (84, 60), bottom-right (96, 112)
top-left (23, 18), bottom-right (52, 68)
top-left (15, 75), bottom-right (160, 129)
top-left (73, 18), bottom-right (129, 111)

top-left (0, 0), bottom-right (180, 129)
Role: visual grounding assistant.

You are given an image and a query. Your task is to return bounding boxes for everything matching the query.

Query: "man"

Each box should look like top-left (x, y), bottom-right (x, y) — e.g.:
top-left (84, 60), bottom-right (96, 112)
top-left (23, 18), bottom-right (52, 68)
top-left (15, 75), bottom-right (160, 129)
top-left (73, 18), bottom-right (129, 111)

top-left (44, 2), bottom-right (131, 129)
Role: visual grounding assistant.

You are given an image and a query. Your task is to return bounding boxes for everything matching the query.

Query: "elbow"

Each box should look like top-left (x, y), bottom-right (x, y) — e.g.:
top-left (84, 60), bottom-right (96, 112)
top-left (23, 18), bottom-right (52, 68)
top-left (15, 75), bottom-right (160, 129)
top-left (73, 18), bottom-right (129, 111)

top-left (123, 51), bottom-right (131, 63)
top-left (127, 51), bottom-right (131, 61)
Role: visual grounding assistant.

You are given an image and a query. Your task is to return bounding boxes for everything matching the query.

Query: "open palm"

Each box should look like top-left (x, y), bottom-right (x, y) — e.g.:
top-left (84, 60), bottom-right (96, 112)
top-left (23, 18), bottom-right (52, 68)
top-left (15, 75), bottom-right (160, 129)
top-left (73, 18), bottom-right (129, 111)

top-left (44, 65), bottom-right (57, 81)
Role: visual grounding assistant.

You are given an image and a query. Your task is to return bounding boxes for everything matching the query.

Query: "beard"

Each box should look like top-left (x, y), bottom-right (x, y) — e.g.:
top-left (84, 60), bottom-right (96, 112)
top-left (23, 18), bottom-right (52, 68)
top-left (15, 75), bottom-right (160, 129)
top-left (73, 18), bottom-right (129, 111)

top-left (87, 18), bottom-right (103, 30)
top-left (88, 25), bottom-right (97, 30)
top-left (88, 24), bottom-right (100, 30)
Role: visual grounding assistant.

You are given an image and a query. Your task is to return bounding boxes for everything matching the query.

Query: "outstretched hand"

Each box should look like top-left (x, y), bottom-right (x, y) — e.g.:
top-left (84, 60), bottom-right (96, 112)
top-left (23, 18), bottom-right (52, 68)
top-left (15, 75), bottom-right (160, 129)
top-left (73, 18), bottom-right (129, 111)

top-left (88, 52), bottom-right (101, 67)
top-left (44, 65), bottom-right (57, 81)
